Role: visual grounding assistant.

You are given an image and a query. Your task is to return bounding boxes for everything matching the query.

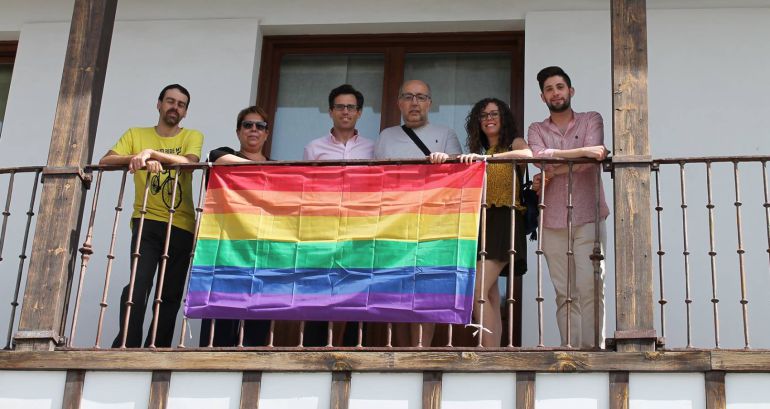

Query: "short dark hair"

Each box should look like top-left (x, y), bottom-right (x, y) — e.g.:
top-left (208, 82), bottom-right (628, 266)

top-left (236, 105), bottom-right (270, 130)
top-left (158, 84), bottom-right (191, 107)
top-left (536, 66), bottom-right (572, 92)
top-left (465, 97), bottom-right (517, 153)
top-left (328, 84), bottom-right (364, 110)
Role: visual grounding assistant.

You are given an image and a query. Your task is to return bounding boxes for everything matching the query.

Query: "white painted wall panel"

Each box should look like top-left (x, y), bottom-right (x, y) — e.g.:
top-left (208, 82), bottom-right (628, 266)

top-left (535, 372), bottom-right (609, 409)
top-left (259, 372), bottom-right (332, 409)
top-left (0, 18), bottom-right (262, 348)
top-left (0, 370), bottom-right (66, 409)
top-left (442, 373), bottom-right (516, 409)
top-left (349, 372), bottom-right (422, 409)
top-left (167, 372), bottom-right (242, 409)
top-left (81, 371), bottom-right (152, 409)
top-left (630, 373), bottom-right (705, 409)
top-left (726, 373), bottom-right (770, 409)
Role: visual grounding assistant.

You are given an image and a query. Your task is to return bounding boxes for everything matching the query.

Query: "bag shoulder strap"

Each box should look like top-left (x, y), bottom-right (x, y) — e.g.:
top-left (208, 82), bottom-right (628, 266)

top-left (401, 125), bottom-right (431, 156)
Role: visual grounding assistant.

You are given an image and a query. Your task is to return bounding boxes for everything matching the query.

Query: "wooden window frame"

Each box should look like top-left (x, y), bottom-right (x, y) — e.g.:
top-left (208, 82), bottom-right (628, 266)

top-left (0, 41), bottom-right (17, 64)
top-left (255, 31), bottom-right (525, 345)
top-left (256, 31), bottom-right (524, 157)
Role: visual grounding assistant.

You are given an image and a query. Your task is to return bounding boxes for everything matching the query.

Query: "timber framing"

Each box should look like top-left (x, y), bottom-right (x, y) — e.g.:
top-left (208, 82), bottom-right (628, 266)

top-left (1, 350), bottom-right (770, 372)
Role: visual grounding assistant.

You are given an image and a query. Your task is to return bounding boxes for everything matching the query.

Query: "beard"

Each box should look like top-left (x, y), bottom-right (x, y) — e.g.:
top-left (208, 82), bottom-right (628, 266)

top-left (546, 98), bottom-right (571, 113)
top-left (161, 109), bottom-right (181, 126)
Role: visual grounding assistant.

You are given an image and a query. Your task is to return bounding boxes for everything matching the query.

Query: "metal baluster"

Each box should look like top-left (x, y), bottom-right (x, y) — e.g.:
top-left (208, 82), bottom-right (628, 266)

top-left (652, 164), bottom-right (667, 343)
top-left (0, 171), bottom-right (16, 264)
top-left (119, 173), bottom-right (153, 348)
top-left (476, 172), bottom-right (489, 347)
top-left (148, 166), bottom-right (181, 348)
top-left (94, 170), bottom-right (128, 348)
top-left (506, 162), bottom-right (518, 348)
top-left (591, 164), bottom-right (605, 349)
top-left (267, 320), bottom-right (275, 347)
top-left (678, 163), bottom-right (693, 349)
top-left (357, 321), bottom-right (363, 348)
top-left (705, 162), bottom-right (720, 348)
top-left (67, 170), bottom-right (103, 347)
top-left (565, 162), bottom-right (574, 348)
top-left (4, 170), bottom-right (41, 350)
top-left (762, 161), bottom-right (770, 315)
top-left (535, 163), bottom-right (547, 348)
top-left (416, 323), bottom-right (424, 348)
top-left (178, 169), bottom-right (209, 348)
top-left (207, 319), bottom-right (215, 348)
top-left (298, 321), bottom-right (305, 347)
top-left (237, 320), bottom-right (245, 348)
top-left (732, 161), bottom-right (750, 349)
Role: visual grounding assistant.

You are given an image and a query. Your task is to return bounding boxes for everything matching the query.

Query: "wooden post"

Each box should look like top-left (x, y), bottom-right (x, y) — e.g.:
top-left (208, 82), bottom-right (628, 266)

top-left (13, 0), bottom-right (118, 351)
top-left (610, 0), bottom-right (657, 352)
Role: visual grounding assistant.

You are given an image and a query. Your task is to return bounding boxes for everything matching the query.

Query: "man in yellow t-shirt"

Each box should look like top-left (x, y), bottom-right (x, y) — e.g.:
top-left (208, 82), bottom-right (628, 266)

top-left (99, 84), bottom-right (204, 348)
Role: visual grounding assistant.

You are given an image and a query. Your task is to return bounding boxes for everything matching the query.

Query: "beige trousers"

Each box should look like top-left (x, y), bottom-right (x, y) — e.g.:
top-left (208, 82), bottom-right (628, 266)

top-left (542, 221), bottom-right (606, 348)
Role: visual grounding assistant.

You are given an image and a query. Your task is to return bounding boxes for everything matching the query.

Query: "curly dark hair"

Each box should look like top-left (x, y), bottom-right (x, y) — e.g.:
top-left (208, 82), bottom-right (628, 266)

top-left (465, 98), bottom-right (517, 154)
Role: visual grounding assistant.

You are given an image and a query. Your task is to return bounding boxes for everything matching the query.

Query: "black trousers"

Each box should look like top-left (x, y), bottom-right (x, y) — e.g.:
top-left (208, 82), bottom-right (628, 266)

top-left (112, 219), bottom-right (193, 348)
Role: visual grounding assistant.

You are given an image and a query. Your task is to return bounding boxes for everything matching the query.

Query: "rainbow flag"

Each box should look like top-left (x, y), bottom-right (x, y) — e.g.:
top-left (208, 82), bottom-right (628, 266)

top-left (185, 162), bottom-right (485, 324)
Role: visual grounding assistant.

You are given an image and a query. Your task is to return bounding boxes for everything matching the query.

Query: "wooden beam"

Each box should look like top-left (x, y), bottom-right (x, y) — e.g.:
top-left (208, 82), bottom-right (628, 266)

top-left (609, 372), bottom-right (629, 409)
top-left (705, 371), bottom-right (726, 409)
top-left (422, 371), bottom-right (442, 409)
top-left (62, 369), bottom-right (85, 409)
top-left (14, 0), bottom-right (118, 351)
top-left (240, 371), bottom-right (262, 409)
top-left (0, 350), bottom-right (715, 372)
top-left (148, 371), bottom-right (171, 409)
top-left (515, 372), bottom-right (535, 409)
top-left (330, 371), bottom-right (351, 409)
top-left (711, 351), bottom-right (770, 371)
top-left (610, 0), bottom-right (656, 352)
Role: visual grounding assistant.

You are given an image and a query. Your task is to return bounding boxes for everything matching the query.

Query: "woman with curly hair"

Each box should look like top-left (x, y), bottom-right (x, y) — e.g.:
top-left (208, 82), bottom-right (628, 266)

top-left (460, 97), bottom-right (532, 347)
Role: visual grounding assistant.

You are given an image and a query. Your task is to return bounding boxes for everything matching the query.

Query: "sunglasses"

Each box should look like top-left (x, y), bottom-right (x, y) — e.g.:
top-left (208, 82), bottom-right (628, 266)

top-left (241, 120), bottom-right (268, 131)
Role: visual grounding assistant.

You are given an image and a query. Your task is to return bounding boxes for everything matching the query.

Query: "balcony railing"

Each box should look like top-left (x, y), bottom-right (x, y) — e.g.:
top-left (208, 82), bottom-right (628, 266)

top-left (2, 156), bottom-right (769, 352)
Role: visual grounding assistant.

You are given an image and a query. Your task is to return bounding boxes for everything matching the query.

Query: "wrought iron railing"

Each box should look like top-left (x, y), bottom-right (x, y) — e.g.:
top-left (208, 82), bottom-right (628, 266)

top-left (3, 156), bottom-right (769, 351)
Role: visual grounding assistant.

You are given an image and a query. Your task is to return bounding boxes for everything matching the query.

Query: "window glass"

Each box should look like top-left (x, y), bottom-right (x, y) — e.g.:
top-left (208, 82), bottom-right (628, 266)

top-left (0, 64), bottom-right (12, 137)
top-left (404, 53), bottom-right (511, 153)
top-left (271, 54), bottom-right (384, 160)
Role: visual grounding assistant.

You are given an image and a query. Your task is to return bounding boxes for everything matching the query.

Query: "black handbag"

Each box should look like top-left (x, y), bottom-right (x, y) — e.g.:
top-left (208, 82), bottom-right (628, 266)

top-left (519, 166), bottom-right (540, 241)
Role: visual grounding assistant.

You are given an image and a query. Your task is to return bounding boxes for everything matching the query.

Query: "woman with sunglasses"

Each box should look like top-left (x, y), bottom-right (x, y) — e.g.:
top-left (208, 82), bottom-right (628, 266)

top-left (199, 105), bottom-right (272, 347)
top-left (459, 98), bottom-right (532, 347)
top-left (209, 105), bottom-right (271, 163)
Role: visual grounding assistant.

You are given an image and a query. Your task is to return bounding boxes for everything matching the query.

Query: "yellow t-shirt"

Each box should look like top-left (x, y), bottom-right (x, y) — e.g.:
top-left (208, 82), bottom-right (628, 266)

top-left (484, 145), bottom-right (522, 208)
top-left (110, 127), bottom-right (204, 233)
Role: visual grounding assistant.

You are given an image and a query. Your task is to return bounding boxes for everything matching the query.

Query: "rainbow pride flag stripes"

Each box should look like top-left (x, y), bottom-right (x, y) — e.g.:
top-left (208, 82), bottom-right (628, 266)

top-left (185, 162), bottom-right (485, 324)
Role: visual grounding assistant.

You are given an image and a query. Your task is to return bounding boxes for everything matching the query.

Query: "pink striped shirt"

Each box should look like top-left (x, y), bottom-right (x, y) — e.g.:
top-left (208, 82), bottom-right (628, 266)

top-left (527, 111), bottom-right (609, 229)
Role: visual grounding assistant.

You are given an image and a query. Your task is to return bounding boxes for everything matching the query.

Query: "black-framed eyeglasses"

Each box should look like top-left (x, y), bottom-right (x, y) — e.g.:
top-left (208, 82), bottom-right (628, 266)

top-left (331, 104), bottom-right (360, 112)
top-left (399, 93), bottom-right (431, 102)
top-left (241, 120), bottom-right (269, 131)
top-left (479, 111), bottom-right (501, 121)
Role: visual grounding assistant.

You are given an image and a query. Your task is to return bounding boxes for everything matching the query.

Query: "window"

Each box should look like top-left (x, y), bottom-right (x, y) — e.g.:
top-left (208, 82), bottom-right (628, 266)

top-left (257, 32), bottom-right (524, 160)
top-left (0, 41), bottom-right (16, 138)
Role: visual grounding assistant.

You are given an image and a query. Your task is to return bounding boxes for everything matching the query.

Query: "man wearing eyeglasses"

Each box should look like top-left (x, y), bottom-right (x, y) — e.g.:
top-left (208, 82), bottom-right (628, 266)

top-left (374, 80), bottom-right (462, 162)
top-left (99, 84), bottom-right (204, 348)
top-left (374, 80), bottom-right (462, 347)
top-left (303, 84), bottom-right (374, 161)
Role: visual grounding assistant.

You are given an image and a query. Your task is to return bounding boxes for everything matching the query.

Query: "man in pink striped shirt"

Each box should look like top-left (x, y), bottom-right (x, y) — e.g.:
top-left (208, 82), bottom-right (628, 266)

top-left (528, 66), bottom-right (610, 348)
